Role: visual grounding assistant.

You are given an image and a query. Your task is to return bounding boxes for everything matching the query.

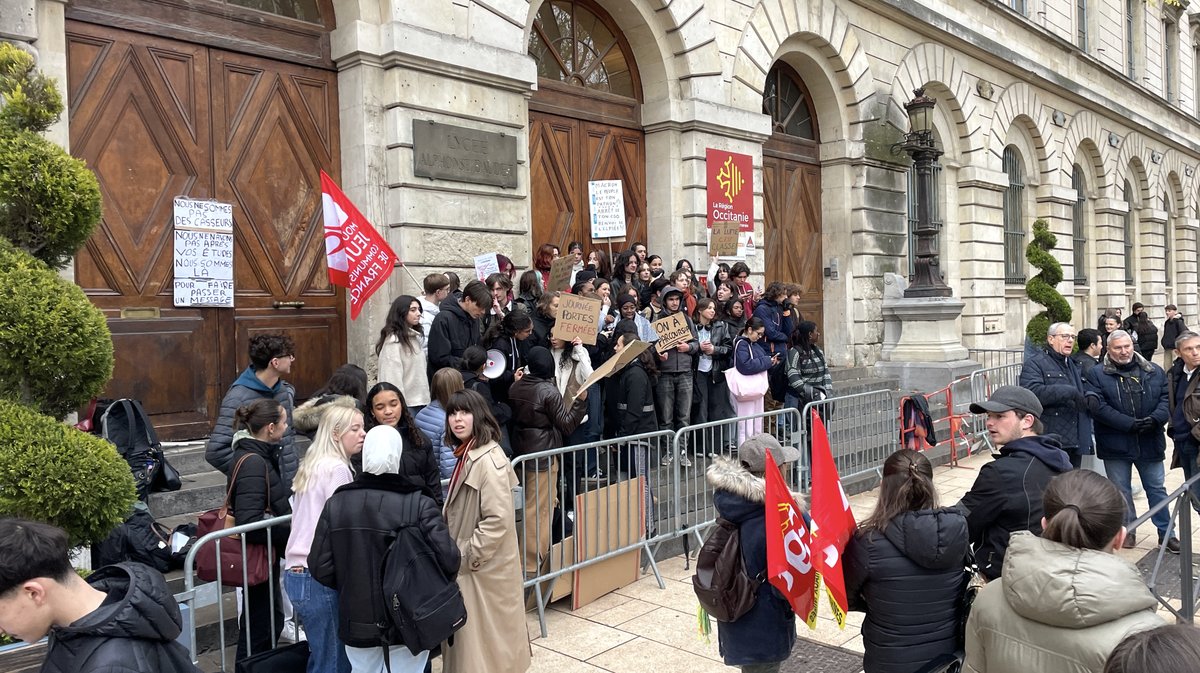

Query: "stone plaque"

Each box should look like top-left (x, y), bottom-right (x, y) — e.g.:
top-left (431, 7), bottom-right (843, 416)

top-left (412, 120), bottom-right (518, 188)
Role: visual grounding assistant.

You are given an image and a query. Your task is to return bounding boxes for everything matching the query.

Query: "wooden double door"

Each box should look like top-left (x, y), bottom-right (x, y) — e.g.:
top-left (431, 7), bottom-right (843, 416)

top-left (67, 21), bottom-right (344, 439)
top-left (529, 110), bottom-right (647, 253)
top-left (762, 147), bottom-right (823, 335)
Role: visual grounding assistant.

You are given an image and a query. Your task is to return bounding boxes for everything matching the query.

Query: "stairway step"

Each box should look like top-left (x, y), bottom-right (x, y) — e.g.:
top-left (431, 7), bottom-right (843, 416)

top-left (163, 443), bottom-right (212, 478)
top-left (148, 470), bottom-right (227, 519)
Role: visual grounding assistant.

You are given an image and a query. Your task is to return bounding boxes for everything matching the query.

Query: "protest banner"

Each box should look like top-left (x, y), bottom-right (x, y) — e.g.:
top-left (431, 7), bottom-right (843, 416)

top-left (321, 171), bottom-right (396, 320)
top-left (552, 293), bottom-right (603, 346)
top-left (547, 256), bottom-right (575, 292)
top-left (652, 312), bottom-right (692, 353)
top-left (572, 340), bottom-right (651, 400)
top-left (173, 197), bottom-right (234, 308)
top-left (474, 252), bottom-right (500, 280)
top-left (588, 180), bottom-right (626, 239)
top-left (708, 219), bottom-right (740, 256)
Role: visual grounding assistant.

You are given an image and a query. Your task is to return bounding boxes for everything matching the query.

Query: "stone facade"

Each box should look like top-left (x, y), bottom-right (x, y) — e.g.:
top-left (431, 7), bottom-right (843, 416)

top-left (16, 0), bottom-right (1200, 371)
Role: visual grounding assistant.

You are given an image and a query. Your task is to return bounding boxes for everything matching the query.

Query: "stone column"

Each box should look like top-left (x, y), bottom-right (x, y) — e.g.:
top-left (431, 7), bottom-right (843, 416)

top-left (1176, 217), bottom-right (1199, 321)
top-left (1092, 197), bottom-right (1131, 316)
top-left (955, 166), bottom-right (1008, 350)
top-left (1139, 206), bottom-right (1168, 311)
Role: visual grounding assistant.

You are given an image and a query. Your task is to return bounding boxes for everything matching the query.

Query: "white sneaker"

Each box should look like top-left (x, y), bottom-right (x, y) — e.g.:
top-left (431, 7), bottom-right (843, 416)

top-left (679, 454), bottom-right (693, 468)
top-left (279, 619), bottom-right (306, 644)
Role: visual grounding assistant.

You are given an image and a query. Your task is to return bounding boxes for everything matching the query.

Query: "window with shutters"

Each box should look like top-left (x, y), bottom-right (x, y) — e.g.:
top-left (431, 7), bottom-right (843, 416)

top-left (1124, 180), bottom-right (1136, 285)
top-left (1072, 165), bottom-right (1088, 285)
top-left (1003, 146), bottom-right (1026, 283)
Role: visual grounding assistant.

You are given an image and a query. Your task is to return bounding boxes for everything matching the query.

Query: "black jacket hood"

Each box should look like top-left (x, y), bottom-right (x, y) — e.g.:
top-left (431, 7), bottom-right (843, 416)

top-left (62, 563), bottom-right (182, 643)
top-left (882, 508), bottom-right (970, 571)
top-left (1000, 434), bottom-right (1073, 473)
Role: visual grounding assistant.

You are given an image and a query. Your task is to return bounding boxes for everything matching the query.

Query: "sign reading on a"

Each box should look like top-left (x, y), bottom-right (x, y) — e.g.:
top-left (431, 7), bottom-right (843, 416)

top-left (173, 198), bottom-right (234, 307)
top-left (474, 252), bottom-right (500, 281)
top-left (652, 313), bottom-right (692, 353)
top-left (547, 256), bottom-right (575, 292)
top-left (588, 180), bottom-right (626, 239)
top-left (552, 293), bottom-right (603, 346)
top-left (706, 149), bottom-right (754, 258)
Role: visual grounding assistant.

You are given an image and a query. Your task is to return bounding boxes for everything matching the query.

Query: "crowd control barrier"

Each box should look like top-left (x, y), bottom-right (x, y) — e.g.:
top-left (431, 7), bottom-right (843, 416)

top-left (1128, 471), bottom-right (1200, 624)
top-left (799, 389), bottom-right (899, 482)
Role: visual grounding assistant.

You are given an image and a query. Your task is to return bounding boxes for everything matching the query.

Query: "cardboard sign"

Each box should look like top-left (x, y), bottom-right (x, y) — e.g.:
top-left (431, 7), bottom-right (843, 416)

top-left (572, 340), bottom-right (651, 400)
top-left (474, 252), bottom-right (500, 281)
top-left (552, 293), bottom-right (603, 346)
top-left (708, 219), bottom-right (740, 256)
top-left (652, 312), bottom-right (692, 353)
top-left (588, 180), bottom-right (626, 239)
top-left (172, 197), bottom-right (234, 308)
top-left (572, 477), bottom-right (645, 609)
top-left (547, 256), bottom-right (575, 292)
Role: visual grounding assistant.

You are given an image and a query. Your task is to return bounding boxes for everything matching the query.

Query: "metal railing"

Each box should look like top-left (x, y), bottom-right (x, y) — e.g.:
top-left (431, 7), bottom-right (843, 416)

top-left (1128, 472), bottom-right (1200, 623)
top-left (178, 514), bottom-right (293, 671)
top-left (968, 347), bottom-right (1024, 369)
top-left (798, 389), bottom-right (899, 482)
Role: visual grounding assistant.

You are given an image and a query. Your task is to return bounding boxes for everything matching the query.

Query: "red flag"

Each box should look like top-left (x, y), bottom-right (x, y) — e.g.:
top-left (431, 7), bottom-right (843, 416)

top-left (764, 451), bottom-right (818, 625)
top-left (809, 409), bottom-right (856, 627)
top-left (320, 171), bottom-right (396, 320)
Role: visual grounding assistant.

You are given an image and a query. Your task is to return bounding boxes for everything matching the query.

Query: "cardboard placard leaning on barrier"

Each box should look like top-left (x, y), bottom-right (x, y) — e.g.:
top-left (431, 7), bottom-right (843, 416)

top-left (651, 313), bottom-right (691, 353)
top-left (552, 293), bottom-right (603, 346)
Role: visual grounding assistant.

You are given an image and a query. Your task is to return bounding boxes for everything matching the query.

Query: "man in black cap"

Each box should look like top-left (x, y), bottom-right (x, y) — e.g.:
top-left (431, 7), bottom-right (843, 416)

top-left (956, 385), bottom-right (1073, 580)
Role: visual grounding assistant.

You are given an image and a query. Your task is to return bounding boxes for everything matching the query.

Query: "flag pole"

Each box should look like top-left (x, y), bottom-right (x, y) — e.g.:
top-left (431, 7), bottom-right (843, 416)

top-left (397, 260), bottom-right (422, 289)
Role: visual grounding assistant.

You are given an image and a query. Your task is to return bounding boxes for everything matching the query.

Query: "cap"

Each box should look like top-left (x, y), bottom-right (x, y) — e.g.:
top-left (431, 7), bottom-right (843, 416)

top-left (968, 385), bottom-right (1043, 418)
top-left (738, 433), bottom-right (801, 474)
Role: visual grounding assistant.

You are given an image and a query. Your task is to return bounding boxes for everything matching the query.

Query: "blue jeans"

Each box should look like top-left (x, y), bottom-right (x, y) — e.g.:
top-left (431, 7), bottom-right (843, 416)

top-left (284, 569), bottom-right (351, 673)
top-left (1103, 458), bottom-right (1171, 538)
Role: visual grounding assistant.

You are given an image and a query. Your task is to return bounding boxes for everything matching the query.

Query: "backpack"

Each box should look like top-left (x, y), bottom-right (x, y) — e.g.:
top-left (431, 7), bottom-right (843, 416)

top-left (691, 516), bottom-right (762, 622)
top-left (101, 399), bottom-right (180, 500)
top-left (91, 502), bottom-right (175, 572)
top-left (379, 493), bottom-right (467, 655)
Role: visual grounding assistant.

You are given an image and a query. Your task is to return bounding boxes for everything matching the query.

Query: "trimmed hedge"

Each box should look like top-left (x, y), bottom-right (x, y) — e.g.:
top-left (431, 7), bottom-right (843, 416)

top-left (1025, 219), bottom-right (1072, 344)
top-left (0, 43), bottom-right (62, 134)
top-left (0, 398), bottom-right (136, 547)
top-left (0, 241), bottom-right (114, 419)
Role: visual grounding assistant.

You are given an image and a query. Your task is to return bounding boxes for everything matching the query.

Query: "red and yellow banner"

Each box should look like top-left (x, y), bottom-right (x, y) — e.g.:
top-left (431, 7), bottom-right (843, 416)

top-left (809, 410), bottom-right (857, 627)
top-left (764, 452), bottom-right (818, 627)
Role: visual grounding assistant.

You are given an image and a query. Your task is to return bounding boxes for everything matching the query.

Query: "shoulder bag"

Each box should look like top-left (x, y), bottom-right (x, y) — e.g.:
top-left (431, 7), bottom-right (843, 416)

top-left (725, 339), bottom-right (770, 403)
top-left (195, 454), bottom-right (273, 587)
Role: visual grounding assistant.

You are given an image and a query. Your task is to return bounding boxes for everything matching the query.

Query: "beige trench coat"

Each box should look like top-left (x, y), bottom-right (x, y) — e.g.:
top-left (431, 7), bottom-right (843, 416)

top-left (441, 440), bottom-right (532, 673)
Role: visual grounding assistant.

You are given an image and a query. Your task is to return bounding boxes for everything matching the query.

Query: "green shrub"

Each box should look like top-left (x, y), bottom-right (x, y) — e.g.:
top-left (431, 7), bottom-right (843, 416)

top-left (0, 242), bottom-right (114, 419)
top-left (1024, 219), bottom-right (1072, 344)
top-left (0, 43), bottom-right (62, 134)
top-left (0, 398), bottom-right (136, 547)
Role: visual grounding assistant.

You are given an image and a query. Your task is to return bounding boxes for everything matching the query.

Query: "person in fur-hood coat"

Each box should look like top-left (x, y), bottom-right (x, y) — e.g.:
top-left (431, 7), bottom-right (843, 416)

top-left (707, 434), bottom-right (805, 670)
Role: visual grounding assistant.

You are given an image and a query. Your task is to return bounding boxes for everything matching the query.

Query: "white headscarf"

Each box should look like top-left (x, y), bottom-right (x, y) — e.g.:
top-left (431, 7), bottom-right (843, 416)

top-left (362, 426), bottom-right (403, 475)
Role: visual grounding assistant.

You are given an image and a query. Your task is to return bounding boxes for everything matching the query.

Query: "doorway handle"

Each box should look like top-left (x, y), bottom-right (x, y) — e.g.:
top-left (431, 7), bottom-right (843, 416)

top-left (272, 300), bottom-right (306, 309)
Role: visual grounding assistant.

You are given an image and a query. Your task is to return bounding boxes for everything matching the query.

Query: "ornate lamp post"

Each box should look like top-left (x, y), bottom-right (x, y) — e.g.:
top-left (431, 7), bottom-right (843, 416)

top-left (901, 88), bottom-right (952, 298)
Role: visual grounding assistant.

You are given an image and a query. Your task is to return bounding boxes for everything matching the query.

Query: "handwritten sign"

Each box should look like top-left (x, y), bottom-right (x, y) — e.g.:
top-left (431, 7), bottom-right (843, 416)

top-left (552, 293), bottom-right (603, 346)
top-left (173, 197), bottom-right (234, 307)
top-left (573, 340), bottom-right (652, 400)
top-left (474, 252), bottom-right (500, 281)
top-left (547, 256), bottom-right (575, 292)
top-left (708, 219), bottom-right (740, 256)
top-left (588, 180), bottom-right (626, 239)
top-left (652, 312), bottom-right (692, 353)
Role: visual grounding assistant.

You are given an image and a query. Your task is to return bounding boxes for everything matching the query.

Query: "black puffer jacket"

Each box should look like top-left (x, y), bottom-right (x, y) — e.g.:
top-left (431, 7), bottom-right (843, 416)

top-left (956, 434), bottom-right (1071, 580)
top-left (309, 473), bottom-right (460, 648)
top-left (229, 437), bottom-right (292, 551)
top-left (41, 563), bottom-right (201, 673)
top-left (509, 374), bottom-right (587, 467)
top-left (426, 299), bottom-right (480, 381)
top-left (1018, 348), bottom-right (1092, 453)
top-left (205, 367), bottom-right (297, 485)
top-left (605, 359), bottom-right (658, 438)
top-left (845, 509), bottom-right (969, 673)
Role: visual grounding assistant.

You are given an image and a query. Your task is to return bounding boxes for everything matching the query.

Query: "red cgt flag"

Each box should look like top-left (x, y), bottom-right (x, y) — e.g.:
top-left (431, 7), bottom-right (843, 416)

top-left (764, 451), bottom-right (818, 626)
top-left (320, 171), bottom-right (396, 320)
top-left (809, 409), bottom-right (856, 627)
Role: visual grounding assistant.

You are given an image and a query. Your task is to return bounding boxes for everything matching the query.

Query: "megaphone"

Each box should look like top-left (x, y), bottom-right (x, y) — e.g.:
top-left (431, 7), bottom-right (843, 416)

top-left (483, 349), bottom-right (507, 379)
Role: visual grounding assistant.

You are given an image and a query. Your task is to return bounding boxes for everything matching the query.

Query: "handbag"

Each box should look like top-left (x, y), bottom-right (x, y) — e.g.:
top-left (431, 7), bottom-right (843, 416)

top-left (234, 641), bottom-right (309, 673)
top-left (150, 445), bottom-right (182, 492)
top-left (955, 549), bottom-right (987, 648)
top-left (196, 454), bottom-right (272, 587)
top-left (725, 340), bottom-right (770, 402)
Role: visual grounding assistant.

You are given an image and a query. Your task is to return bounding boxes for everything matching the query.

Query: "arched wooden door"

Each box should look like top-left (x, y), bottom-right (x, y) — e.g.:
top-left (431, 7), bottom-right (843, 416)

top-left (527, 0), bottom-right (646, 254)
top-left (66, 0), bottom-right (343, 439)
top-left (762, 63), bottom-right (823, 334)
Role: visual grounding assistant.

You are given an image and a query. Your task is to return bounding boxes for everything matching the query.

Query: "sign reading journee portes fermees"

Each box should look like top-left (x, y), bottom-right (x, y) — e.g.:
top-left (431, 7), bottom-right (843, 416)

top-left (552, 293), bottom-right (604, 346)
top-left (173, 198), bottom-right (234, 308)
top-left (706, 148), bottom-right (755, 258)
top-left (588, 180), bottom-right (626, 240)
top-left (412, 120), bottom-right (519, 189)
top-left (321, 171), bottom-right (396, 320)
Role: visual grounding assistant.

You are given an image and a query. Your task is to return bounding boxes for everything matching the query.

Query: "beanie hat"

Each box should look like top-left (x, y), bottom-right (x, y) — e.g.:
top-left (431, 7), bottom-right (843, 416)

top-left (527, 346), bottom-right (555, 379)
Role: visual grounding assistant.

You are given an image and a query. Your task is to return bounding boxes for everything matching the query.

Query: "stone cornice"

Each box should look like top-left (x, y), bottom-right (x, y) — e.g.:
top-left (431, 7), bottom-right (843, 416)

top-left (641, 98), bottom-right (772, 143)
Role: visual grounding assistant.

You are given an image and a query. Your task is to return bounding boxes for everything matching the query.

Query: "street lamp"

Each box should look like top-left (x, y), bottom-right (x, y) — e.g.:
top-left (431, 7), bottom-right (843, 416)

top-left (901, 88), bottom-right (952, 298)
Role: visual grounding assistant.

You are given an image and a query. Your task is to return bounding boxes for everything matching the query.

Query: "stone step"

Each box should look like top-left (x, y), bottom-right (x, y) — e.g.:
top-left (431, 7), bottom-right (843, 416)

top-left (163, 443), bottom-right (212, 478)
top-left (148, 470), bottom-right (227, 519)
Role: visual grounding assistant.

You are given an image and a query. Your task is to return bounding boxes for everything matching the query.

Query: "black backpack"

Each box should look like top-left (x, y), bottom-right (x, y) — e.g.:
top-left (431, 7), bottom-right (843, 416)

top-left (692, 516), bottom-right (762, 622)
top-left (101, 399), bottom-right (180, 500)
top-left (379, 493), bottom-right (467, 655)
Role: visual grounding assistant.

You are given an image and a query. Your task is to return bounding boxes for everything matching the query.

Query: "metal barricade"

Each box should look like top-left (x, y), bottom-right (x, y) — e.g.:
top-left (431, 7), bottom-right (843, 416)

top-left (671, 408), bottom-right (802, 545)
top-left (967, 347), bottom-right (1025, 369)
top-left (969, 362), bottom-right (1024, 407)
top-left (511, 431), bottom-right (674, 637)
top-left (178, 514), bottom-right (293, 671)
top-left (1128, 472), bottom-right (1200, 623)
top-left (799, 389), bottom-right (898, 482)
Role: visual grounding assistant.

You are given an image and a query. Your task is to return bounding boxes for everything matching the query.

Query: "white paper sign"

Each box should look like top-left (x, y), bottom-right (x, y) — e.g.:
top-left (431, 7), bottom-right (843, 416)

top-left (173, 197), bottom-right (234, 307)
top-left (588, 180), bottom-right (626, 239)
top-left (474, 252), bottom-right (500, 281)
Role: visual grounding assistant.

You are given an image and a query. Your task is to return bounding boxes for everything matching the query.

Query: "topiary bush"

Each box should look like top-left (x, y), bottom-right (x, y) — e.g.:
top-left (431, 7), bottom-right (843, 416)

top-left (0, 241), bottom-right (114, 419)
top-left (0, 43), bottom-right (102, 269)
top-left (0, 398), bottom-right (136, 547)
top-left (1025, 218), bottom-right (1072, 345)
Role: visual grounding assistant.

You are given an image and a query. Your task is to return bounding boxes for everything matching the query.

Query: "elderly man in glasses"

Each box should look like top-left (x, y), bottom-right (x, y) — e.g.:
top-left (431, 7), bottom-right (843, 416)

top-left (1018, 322), bottom-right (1093, 469)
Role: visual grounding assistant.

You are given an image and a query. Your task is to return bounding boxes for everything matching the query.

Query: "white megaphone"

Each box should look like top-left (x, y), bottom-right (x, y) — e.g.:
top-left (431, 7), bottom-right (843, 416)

top-left (483, 349), bottom-right (507, 379)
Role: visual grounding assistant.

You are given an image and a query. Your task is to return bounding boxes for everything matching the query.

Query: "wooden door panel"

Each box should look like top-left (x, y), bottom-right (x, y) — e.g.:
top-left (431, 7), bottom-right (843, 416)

top-left (67, 22), bottom-right (218, 439)
top-left (530, 112), bottom-right (579, 250)
top-left (584, 122), bottom-right (646, 249)
top-left (211, 48), bottom-right (343, 398)
top-left (764, 153), bottom-right (823, 336)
